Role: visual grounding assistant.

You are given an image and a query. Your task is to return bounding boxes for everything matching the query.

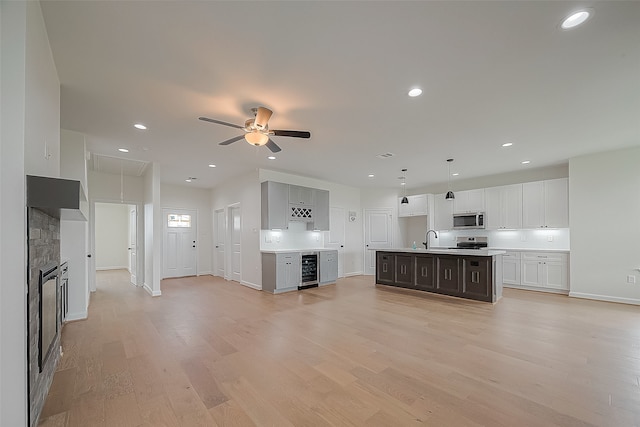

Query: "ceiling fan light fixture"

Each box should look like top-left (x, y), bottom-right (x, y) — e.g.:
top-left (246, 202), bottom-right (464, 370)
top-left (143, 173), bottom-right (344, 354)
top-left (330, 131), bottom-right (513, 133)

top-left (245, 131), bottom-right (269, 146)
top-left (254, 107), bottom-right (273, 130)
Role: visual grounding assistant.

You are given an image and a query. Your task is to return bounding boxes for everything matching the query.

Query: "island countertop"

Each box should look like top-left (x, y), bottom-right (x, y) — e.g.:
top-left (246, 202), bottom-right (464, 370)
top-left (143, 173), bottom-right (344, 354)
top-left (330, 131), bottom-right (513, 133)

top-left (375, 248), bottom-right (506, 257)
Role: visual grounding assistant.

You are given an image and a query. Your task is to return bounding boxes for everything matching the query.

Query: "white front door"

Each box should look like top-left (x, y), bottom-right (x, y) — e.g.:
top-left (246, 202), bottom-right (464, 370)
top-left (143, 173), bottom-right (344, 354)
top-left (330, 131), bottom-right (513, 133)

top-left (230, 205), bottom-right (241, 283)
top-left (129, 206), bottom-right (137, 285)
top-left (163, 208), bottom-right (197, 278)
top-left (214, 209), bottom-right (225, 278)
top-left (364, 208), bottom-right (393, 275)
top-left (326, 207), bottom-right (346, 278)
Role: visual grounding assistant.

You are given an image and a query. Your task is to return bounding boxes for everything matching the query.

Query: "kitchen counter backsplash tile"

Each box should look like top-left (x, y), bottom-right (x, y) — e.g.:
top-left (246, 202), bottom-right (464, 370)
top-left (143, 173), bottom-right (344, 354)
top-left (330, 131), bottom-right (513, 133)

top-left (428, 228), bottom-right (569, 251)
top-left (260, 222), bottom-right (325, 251)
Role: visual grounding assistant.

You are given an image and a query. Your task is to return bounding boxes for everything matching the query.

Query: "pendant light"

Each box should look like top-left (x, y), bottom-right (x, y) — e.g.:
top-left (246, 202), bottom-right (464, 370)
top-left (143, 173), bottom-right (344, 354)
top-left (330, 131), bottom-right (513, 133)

top-left (400, 168), bottom-right (409, 204)
top-left (445, 159), bottom-right (455, 200)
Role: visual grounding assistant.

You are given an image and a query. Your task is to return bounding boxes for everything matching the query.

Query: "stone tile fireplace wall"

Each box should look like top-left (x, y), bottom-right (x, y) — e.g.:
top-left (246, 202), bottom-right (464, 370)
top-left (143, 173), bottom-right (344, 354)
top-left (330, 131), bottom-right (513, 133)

top-left (27, 207), bottom-right (61, 426)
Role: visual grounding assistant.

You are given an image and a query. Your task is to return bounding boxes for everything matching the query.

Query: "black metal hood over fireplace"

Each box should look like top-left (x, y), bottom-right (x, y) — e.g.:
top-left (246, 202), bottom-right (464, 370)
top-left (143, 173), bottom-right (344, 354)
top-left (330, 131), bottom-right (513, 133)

top-left (26, 175), bottom-right (85, 220)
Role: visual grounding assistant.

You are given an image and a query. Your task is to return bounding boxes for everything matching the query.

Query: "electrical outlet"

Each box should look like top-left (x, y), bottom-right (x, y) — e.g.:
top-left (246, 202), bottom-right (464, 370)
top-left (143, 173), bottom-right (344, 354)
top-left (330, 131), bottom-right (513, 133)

top-left (547, 235), bottom-right (553, 242)
top-left (265, 235), bottom-right (272, 243)
top-left (627, 275), bottom-right (636, 284)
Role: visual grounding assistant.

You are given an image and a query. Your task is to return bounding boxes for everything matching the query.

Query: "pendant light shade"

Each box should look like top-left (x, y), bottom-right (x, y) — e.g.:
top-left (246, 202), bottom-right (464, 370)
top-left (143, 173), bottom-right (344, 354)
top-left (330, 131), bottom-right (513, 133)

top-left (445, 159), bottom-right (454, 201)
top-left (400, 168), bottom-right (409, 204)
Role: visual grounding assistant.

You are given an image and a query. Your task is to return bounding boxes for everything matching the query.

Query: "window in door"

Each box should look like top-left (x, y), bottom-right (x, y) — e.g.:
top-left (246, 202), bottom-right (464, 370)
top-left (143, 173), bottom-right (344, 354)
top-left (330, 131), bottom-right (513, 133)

top-left (168, 214), bottom-right (191, 228)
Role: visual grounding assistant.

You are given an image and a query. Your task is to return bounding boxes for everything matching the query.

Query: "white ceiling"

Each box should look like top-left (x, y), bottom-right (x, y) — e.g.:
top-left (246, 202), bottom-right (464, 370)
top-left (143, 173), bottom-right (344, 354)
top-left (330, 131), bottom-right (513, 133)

top-left (41, 1), bottom-right (640, 190)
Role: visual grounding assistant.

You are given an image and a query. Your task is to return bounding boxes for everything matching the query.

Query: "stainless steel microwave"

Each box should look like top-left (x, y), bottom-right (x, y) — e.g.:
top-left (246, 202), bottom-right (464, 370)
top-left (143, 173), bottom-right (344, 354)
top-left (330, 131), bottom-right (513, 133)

top-left (453, 212), bottom-right (485, 229)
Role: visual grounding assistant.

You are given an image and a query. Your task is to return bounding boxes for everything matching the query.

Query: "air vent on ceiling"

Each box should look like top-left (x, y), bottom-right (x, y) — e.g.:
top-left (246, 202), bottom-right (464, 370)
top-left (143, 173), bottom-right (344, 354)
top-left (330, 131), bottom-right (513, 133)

top-left (376, 152), bottom-right (395, 159)
top-left (90, 153), bottom-right (149, 177)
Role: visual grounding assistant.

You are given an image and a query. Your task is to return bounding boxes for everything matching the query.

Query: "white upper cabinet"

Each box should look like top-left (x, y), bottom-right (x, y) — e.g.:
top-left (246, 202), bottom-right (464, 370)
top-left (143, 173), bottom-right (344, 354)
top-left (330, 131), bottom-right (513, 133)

top-left (453, 189), bottom-right (485, 214)
top-left (434, 193), bottom-right (453, 230)
top-left (485, 184), bottom-right (522, 230)
top-left (522, 178), bottom-right (568, 228)
top-left (261, 181), bottom-right (289, 230)
top-left (289, 185), bottom-right (315, 206)
top-left (398, 194), bottom-right (428, 217)
top-left (308, 189), bottom-right (330, 231)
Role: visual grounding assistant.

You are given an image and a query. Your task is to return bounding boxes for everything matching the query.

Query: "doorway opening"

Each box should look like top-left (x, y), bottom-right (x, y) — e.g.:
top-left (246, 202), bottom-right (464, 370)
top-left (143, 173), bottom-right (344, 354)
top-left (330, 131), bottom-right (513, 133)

top-left (94, 202), bottom-right (138, 287)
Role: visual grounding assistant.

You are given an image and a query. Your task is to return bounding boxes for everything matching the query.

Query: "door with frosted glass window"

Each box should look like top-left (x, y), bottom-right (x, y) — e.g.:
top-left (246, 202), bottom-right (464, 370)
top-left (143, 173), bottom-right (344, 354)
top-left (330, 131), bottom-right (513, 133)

top-left (163, 209), bottom-right (197, 278)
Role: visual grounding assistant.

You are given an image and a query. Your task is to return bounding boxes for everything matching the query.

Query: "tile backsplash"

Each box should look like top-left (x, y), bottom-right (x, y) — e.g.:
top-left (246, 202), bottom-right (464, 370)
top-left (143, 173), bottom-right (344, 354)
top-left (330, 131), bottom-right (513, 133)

top-left (261, 221), bottom-right (325, 250)
top-left (431, 228), bottom-right (570, 250)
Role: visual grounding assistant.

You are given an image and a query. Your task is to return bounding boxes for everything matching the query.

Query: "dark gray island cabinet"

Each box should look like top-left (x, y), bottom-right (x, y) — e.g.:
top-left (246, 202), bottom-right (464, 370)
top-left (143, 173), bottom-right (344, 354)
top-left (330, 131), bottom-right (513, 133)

top-left (376, 249), bottom-right (504, 302)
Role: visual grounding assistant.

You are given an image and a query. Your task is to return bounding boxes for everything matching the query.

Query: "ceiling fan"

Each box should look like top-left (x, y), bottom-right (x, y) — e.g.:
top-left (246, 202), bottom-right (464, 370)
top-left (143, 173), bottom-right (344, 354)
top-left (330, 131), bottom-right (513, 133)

top-left (199, 107), bottom-right (311, 153)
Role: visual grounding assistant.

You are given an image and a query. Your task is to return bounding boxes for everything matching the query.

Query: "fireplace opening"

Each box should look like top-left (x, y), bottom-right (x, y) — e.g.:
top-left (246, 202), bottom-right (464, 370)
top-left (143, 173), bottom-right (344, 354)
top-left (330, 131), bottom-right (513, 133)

top-left (39, 262), bottom-right (58, 372)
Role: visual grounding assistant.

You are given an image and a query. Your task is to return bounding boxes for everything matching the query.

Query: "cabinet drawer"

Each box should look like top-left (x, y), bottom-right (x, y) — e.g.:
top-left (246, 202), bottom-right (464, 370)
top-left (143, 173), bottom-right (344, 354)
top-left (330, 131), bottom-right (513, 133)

top-left (521, 252), bottom-right (567, 263)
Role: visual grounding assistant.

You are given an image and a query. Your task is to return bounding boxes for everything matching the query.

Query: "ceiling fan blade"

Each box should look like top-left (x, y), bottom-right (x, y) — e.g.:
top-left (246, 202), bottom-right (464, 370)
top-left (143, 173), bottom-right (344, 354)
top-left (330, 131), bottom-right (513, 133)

top-left (218, 135), bottom-right (246, 146)
top-left (199, 116), bottom-right (244, 129)
top-left (254, 107), bottom-right (273, 130)
top-left (266, 139), bottom-right (282, 153)
top-left (271, 130), bottom-right (311, 138)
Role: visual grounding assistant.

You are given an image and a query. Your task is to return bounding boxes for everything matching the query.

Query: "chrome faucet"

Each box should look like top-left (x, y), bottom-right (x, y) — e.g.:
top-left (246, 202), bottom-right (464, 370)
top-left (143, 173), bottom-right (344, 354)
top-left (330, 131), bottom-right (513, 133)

top-left (423, 229), bottom-right (438, 250)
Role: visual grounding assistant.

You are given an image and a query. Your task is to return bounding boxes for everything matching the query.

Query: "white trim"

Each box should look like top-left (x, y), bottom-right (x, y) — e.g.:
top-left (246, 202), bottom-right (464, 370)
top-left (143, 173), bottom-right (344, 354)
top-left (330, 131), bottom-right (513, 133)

top-left (504, 284), bottom-right (568, 295)
top-left (65, 311), bottom-right (88, 322)
top-left (240, 280), bottom-right (261, 290)
top-left (144, 283), bottom-right (162, 297)
top-left (96, 265), bottom-right (128, 271)
top-left (198, 271), bottom-right (213, 276)
top-left (569, 292), bottom-right (640, 306)
top-left (345, 271), bottom-right (364, 277)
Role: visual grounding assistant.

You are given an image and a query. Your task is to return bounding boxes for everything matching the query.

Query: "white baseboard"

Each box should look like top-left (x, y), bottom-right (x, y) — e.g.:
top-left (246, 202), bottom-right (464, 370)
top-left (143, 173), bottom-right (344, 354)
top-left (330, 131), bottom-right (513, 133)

top-left (345, 271), bottom-right (364, 277)
top-left (198, 271), bottom-right (213, 276)
top-left (143, 283), bottom-right (162, 297)
top-left (569, 291), bottom-right (640, 306)
top-left (96, 265), bottom-right (128, 271)
top-left (65, 310), bottom-right (88, 322)
top-left (240, 280), bottom-right (261, 290)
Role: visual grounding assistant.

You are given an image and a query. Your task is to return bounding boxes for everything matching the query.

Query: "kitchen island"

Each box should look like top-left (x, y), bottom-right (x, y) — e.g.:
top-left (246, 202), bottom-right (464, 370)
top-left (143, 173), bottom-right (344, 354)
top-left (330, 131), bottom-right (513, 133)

top-left (375, 248), bottom-right (505, 302)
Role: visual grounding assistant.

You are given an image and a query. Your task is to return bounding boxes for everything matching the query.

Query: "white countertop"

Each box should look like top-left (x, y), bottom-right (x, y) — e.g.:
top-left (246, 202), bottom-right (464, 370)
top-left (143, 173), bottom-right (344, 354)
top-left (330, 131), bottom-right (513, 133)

top-left (487, 247), bottom-right (570, 253)
top-left (378, 248), bottom-right (506, 256)
top-left (261, 249), bottom-right (337, 254)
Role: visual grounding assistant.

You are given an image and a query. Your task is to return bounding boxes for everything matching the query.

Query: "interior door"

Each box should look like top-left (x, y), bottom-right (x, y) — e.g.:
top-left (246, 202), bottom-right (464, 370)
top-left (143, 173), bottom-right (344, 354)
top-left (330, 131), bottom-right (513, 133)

top-left (230, 205), bottom-right (241, 283)
top-left (129, 206), bottom-right (137, 285)
top-left (214, 209), bottom-right (225, 278)
top-left (163, 208), bottom-right (197, 278)
top-left (364, 208), bottom-right (393, 275)
top-left (325, 207), bottom-right (345, 278)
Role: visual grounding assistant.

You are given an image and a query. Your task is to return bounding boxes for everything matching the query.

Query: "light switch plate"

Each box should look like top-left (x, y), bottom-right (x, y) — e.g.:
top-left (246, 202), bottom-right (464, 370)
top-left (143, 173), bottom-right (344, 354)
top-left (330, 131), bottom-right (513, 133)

top-left (627, 275), bottom-right (636, 284)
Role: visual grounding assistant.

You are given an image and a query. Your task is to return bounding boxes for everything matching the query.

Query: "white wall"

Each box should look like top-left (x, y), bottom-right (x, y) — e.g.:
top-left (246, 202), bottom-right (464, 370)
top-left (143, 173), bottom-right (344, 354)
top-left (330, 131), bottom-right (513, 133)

top-left (211, 170), bottom-right (261, 288)
top-left (94, 203), bottom-right (130, 270)
top-left (143, 163), bottom-right (162, 296)
top-left (161, 183), bottom-right (212, 275)
top-left (1, 1), bottom-right (59, 424)
top-left (258, 169), bottom-right (364, 276)
top-left (569, 147), bottom-right (640, 305)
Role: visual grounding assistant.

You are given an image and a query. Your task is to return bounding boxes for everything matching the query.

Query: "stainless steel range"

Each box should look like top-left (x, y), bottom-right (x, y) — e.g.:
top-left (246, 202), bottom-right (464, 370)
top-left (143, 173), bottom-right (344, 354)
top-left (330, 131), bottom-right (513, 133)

top-left (450, 236), bottom-right (488, 250)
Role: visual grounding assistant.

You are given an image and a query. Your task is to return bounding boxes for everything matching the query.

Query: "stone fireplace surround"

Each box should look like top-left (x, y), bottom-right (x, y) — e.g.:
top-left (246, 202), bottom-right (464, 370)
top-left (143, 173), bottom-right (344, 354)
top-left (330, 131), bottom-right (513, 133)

top-left (27, 207), bottom-right (61, 426)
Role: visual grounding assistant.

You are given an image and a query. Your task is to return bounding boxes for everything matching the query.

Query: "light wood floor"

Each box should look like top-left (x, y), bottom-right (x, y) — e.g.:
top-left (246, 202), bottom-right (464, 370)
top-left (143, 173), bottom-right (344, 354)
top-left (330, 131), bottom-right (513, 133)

top-left (38, 270), bottom-right (640, 426)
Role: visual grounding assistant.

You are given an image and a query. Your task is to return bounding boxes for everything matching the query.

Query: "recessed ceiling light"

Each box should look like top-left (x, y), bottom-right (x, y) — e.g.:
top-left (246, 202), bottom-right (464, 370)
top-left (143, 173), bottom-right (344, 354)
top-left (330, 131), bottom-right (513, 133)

top-left (368, 174), bottom-right (375, 178)
top-left (185, 179), bottom-right (191, 182)
top-left (452, 173), bottom-right (459, 176)
top-left (267, 156), bottom-right (276, 160)
top-left (401, 182), bottom-right (406, 186)
top-left (408, 88), bottom-right (422, 97)
top-left (118, 148), bottom-right (129, 153)
top-left (134, 123), bottom-right (147, 130)
top-left (502, 142), bottom-right (513, 147)
top-left (561, 10), bottom-right (591, 30)
top-left (521, 160), bottom-right (531, 165)
top-left (208, 164), bottom-right (216, 168)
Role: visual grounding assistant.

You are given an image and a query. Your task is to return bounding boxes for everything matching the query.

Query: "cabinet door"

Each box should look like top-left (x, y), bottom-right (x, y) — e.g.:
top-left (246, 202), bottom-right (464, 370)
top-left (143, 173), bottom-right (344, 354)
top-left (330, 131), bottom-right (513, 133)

top-left (454, 189), bottom-right (484, 213)
top-left (544, 178), bottom-right (568, 228)
top-left (484, 186), bottom-right (502, 230)
top-left (261, 181), bottom-right (289, 230)
top-left (276, 253), bottom-right (299, 289)
top-left (436, 256), bottom-right (460, 295)
top-left (502, 252), bottom-right (521, 286)
top-left (434, 193), bottom-right (453, 230)
top-left (521, 258), bottom-right (543, 287)
top-left (310, 189), bottom-right (330, 230)
top-left (376, 252), bottom-right (395, 285)
top-left (286, 254), bottom-right (301, 288)
top-left (415, 255), bottom-right (435, 290)
top-left (320, 251), bottom-right (338, 284)
top-left (522, 181), bottom-right (545, 228)
top-left (410, 194), bottom-right (428, 216)
top-left (461, 257), bottom-right (491, 302)
top-left (503, 184), bottom-right (523, 229)
top-left (395, 255), bottom-right (414, 288)
top-left (544, 261), bottom-right (568, 290)
top-left (289, 185), bottom-right (314, 205)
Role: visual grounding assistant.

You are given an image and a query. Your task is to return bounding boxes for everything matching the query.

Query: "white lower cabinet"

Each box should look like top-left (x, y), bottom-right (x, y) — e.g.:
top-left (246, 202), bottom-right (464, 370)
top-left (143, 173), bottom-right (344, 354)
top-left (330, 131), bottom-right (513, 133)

top-left (520, 252), bottom-right (568, 291)
top-left (319, 250), bottom-right (338, 285)
top-left (262, 252), bottom-right (301, 293)
top-left (502, 251), bottom-right (521, 286)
